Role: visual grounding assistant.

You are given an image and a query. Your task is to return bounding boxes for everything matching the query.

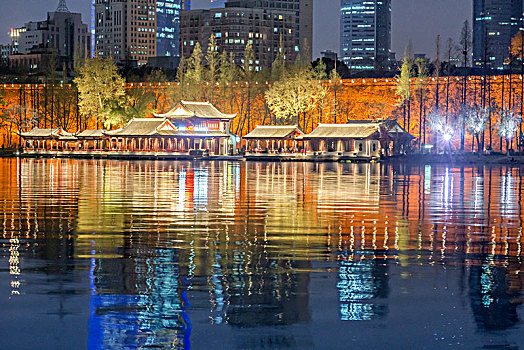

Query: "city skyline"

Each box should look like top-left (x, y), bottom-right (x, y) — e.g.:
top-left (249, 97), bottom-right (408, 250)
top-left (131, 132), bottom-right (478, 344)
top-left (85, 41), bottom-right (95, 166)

top-left (1, 3), bottom-right (524, 348)
top-left (0, 0), bottom-right (470, 60)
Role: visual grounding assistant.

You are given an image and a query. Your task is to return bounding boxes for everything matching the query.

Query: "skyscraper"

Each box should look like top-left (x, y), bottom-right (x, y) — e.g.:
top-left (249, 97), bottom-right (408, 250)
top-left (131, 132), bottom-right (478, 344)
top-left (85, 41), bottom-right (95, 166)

top-left (339, 0), bottom-right (392, 71)
top-left (7, 0), bottom-right (90, 71)
top-left (156, 0), bottom-right (190, 57)
top-left (94, 0), bottom-right (157, 66)
top-left (180, 6), bottom-right (296, 69)
top-left (93, 0), bottom-right (189, 66)
top-left (473, 0), bottom-right (523, 70)
top-left (225, 0), bottom-right (313, 58)
top-left (17, 3), bottom-right (90, 59)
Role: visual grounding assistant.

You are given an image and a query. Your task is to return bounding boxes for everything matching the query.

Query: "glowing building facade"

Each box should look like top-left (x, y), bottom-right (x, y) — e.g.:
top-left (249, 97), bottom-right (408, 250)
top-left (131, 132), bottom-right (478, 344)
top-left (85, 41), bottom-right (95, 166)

top-left (339, 0), bottom-right (391, 71)
top-left (156, 0), bottom-right (190, 57)
top-left (225, 0), bottom-right (313, 57)
top-left (92, 0), bottom-right (190, 64)
top-left (180, 6), bottom-right (296, 69)
top-left (5, 1), bottom-right (90, 72)
top-left (93, 0), bottom-right (157, 66)
top-left (473, 0), bottom-right (523, 70)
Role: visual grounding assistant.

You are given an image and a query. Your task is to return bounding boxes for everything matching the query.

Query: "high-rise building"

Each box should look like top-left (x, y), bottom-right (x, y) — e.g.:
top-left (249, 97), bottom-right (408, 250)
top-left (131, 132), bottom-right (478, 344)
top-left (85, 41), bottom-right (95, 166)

top-left (180, 6), bottom-right (296, 70)
top-left (18, 11), bottom-right (90, 58)
top-left (211, 0), bottom-right (227, 8)
top-left (93, 0), bottom-right (189, 66)
top-left (156, 0), bottom-right (190, 57)
top-left (1, 27), bottom-right (25, 61)
top-left (7, 0), bottom-right (90, 71)
top-left (0, 44), bottom-right (15, 63)
top-left (94, 0), bottom-right (157, 66)
top-left (473, 0), bottom-right (523, 70)
top-left (339, 0), bottom-right (392, 71)
top-left (225, 0), bottom-right (313, 58)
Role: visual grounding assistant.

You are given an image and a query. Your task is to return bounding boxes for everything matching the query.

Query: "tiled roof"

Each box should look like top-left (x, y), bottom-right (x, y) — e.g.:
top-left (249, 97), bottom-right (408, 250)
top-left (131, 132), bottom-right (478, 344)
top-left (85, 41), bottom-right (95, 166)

top-left (105, 119), bottom-right (167, 137)
top-left (76, 130), bottom-right (105, 138)
top-left (156, 101), bottom-right (236, 120)
top-left (244, 125), bottom-right (303, 139)
top-left (158, 130), bottom-right (230, 138)
top-left (345, 119), bottom-right (415, 139)
top-left (304, 124), bottom-right (380, 139)
top-left (19, 128), bottom-right (72, 138)
top-left (58, 135), bottom-right (78, 141)
top-left (103, 118), bottom-right (231, 138)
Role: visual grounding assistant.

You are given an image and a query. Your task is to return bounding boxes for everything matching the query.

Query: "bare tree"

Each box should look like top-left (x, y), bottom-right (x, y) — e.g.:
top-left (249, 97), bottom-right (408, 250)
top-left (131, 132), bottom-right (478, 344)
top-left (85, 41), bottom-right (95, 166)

top-left (395, 42), bottom-right (414, 131)
top-left (3, 105), bottom-right (41, 147)
top-left (496, 108), bottom-right (521, 154)
top-left (415, 58), bottom-right (430, 146)
top-left (459, 20), bottom-right (472, 151)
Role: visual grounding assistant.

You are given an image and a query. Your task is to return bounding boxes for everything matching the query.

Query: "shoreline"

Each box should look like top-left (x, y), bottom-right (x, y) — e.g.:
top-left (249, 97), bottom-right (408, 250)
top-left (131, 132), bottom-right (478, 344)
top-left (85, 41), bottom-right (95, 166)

top-left (385, 154), bottom-right (524, 165)
top-left (1, 150), bottom-right (523, 165)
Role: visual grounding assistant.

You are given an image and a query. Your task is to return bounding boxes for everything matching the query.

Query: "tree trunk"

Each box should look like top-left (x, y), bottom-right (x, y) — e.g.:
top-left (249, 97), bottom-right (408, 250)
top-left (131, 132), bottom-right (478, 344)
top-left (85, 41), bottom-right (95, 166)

top-left (407, 98), bottom-right (411, 134)
top-left (246, 86), bottom-right (251, 133)
top-left (403, 103), bottom-right (406, 130)
top-left (44, 84), bottom-right (48, 128)
top-left (261, 103), bottom-right (268, 126)
top-left (50, 84), bottom-right (54, 129)
top-left (423, 104), bottom-right (427, 145)
top-left (476, 134), bottom-right (481, 154)
top-left (445, 77), bottom-right (450, 123)
top-left (303, 111), bottom-right (307, 132)
top-left (76, 88), bottom-right (80, 132)
top-left (419, 89), bottom-right (423, 148)
top-left (487, 77), bottom-right (491, 149)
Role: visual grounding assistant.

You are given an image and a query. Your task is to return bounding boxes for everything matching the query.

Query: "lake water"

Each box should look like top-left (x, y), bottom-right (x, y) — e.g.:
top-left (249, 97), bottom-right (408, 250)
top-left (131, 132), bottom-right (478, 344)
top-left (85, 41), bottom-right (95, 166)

top-left (0, 158), bottom-right (522, 349)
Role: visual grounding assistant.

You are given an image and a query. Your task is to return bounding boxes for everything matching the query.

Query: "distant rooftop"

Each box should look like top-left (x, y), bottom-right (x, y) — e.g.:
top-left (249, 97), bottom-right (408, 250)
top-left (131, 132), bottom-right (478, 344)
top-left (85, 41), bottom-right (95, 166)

top-left (56, 0), bottom-right (69, 12)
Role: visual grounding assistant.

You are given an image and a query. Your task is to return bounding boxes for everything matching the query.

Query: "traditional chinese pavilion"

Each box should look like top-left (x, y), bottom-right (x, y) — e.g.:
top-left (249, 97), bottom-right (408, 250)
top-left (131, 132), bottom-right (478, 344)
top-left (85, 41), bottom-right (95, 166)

top-left (152, 101), bottom-right (236, 155)
top-left (19, 128), bottom-right (77, 151)
top-left (19, 101), bottom-right (237, 156)
top-left (243, 125), bottom-right (304, 153)
top-left (303, 120), bottom-right (414, 158)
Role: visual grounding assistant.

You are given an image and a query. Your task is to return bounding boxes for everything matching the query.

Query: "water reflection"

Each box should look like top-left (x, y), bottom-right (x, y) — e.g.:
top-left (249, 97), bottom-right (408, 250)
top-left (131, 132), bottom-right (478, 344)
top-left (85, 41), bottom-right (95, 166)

top-left (88, 248), bottom-right (189, 349)
top-left (469, 260), bottom-right (521, 331)
top-left (0, 159), bottom-right (523, 349)
top-left (337, 257), bottom-right (388, 321)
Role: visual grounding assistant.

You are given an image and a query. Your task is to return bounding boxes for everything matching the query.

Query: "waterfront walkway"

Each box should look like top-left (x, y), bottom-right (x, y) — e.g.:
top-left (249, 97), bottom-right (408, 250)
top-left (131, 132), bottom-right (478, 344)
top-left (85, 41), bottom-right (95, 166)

top-left (10, 150), bottom-right (524, 165)
top-left (16, 150), bottom-right (380, 163)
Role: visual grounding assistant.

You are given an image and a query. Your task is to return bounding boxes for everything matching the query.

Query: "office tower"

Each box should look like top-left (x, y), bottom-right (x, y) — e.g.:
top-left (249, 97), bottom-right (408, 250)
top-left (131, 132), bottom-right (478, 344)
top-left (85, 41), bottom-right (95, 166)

top-left (473, 0), bottom-right (523, 69)
top-left (180, 6), bottom-right (296, 69)
top-left (7, 0), bottom-right (90, 71)
top-left (17, 9), bottom-right (90, 58)
top-left (225, 0), bottom-right (313, 58)
top-left (339, 0), bottom-right (392, 71)
top-left (156, 0), bottom-right (190, 57)
top-left (0, 28), bottom-right (25, 62)
top-left (93, 0), bottom-right (190, 65)
top-left (94, 0), bottom-right (157, 66)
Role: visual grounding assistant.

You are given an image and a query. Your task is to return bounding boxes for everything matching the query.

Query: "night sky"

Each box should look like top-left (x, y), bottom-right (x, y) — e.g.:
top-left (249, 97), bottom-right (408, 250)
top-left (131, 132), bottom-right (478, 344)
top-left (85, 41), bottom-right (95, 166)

top-left (0, 0), bottom-right (471, 60)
